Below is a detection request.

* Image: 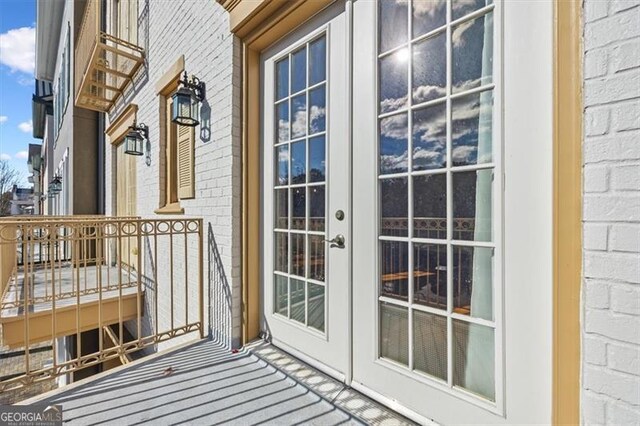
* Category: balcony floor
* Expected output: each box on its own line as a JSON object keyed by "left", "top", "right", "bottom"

{"left": 23, "top": 339, "right": 416, "bottom": 425}
{"left": 1, "top": 263, "right": 138, "bottom": 318}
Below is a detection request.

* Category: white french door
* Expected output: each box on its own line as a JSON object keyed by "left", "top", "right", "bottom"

{"left": 351, "top": 0, "right": 553, "bottom": 423}
{"left": 262, "top": 1, "right": 350, "bottom": 377}
{"left": 262, "top": 0, "right": 554, "bottom": 423}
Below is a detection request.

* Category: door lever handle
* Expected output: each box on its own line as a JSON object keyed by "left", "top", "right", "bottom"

{"left": 325, "top": 234, "right": 345, "bottom": 247}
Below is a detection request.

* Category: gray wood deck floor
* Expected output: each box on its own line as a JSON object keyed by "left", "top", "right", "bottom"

{"left": 24, "top": 339, "right": 416, "bottom": 425}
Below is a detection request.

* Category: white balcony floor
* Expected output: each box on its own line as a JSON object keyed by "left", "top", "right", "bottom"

{"left": 24, "top": 339, "right": 416, "bottom": 425}
{"left": 1, "top": 263, "right": 138, "bottom": 318}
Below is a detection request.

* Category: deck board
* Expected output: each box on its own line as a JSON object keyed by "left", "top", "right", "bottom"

{"left": 25, "top": 340, "right": 418, "bottom": 425}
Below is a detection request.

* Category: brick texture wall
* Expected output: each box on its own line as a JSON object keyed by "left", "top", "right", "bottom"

{"left": 104, "top": 0, "right": 242, "bottom": 349}
{"left": 582, "top": 1, "right": 640, "bottom": 424}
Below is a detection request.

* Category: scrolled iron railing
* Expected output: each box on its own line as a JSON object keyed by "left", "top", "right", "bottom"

{"left": 0, "top": 216, "right": 204, "bottom": 394}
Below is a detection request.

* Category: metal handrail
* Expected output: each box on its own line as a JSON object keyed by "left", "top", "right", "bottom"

{"left": 0, "top": 216, "right": 204, "bottom": 394}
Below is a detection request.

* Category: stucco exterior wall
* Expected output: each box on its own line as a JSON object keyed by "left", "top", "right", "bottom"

{"left": 104, "top": 0, "right": 242, "bottom": 348}
{"left": 581, "top": 1, "right": 640, "bottom": 423}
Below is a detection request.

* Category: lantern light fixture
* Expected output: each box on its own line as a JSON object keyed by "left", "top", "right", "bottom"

{"left": 171, "top": 71, "right": 205, "bottom": 127}
{"left": 49, "top": 175, "right": 62, "bottom": 194}
{"left": 124, "top": 122, "right": 148, "bottom": 156}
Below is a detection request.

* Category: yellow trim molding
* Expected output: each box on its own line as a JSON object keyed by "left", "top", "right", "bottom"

{"left": 106, "top": 104, "right": 138, "bottom": 144}
{"left": 155, "top": 55, "right": 185, "bottom": 95}
{"left": 553, "top": 0, "right": 582, "bottom": 424}
{"left": 220, "top": 0, "right": 333, "bottom": 346}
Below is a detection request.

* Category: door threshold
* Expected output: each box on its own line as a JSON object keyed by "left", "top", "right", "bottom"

{"left": 247, "top": 339, "right": 422, "bottom": 426}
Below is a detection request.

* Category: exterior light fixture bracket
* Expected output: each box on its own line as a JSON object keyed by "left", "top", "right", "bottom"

{"left": 178, "top": 71, "right": 206, "bottom": 102}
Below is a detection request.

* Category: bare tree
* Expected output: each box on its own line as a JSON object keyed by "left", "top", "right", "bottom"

{"left": 0, "top": 160, "right": 21, "bottom": 216}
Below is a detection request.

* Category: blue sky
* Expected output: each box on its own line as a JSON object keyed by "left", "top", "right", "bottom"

{"left": 0, "top": 0, "right": 37, "bottom": 186}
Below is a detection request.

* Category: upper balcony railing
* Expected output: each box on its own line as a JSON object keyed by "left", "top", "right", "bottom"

{"left": 0, "top": 215, "right": 203, "bottom": 395}
{"left": 75, "top": 0, "right": 145, "bottom": 112}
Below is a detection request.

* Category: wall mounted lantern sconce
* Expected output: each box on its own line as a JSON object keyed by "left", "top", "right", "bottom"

{"left": 171, "top": 71, "right": 205, "bottom": 127}
{"left": 49, "top": 175, "right": 62, "bottom": 194}
{"left": 124, "top": 122, "right": 148, "bottom": 156}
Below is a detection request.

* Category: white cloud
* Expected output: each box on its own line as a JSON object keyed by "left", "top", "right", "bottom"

{"left": 0, "top": 153, "right": 11, "bottom": 161}
{"left": 452, "top": 145, "right": 478, "bottom": 162}
{"left": 18, "top": 120, "right": 33, "bottom": 133}
{"left": 15, "top": 151, "right": 29, "bottom": 160}
{"left": 452, "top": 19, "right": 474, "bottom": 48}
{"left": 0, "top": 26, "right": 36, "bottom": 74}
{"left": 0, "top": 116, "right": 7, "bottom": 124}
{"left": 413, "top": 0, "right": 445, "bottom": 18}
{"left": 291, "top": 110, "right": 306, "bottom": 139}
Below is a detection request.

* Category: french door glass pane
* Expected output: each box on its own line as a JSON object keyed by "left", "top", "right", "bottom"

{"left": 309, "top": 86, "right": 326, "bottom": 134}
{"left": 377, "top": 0, "right": 497, "bottom": 402}
{"left": 380, "top": 240, "right": 408, "bottom": 300}
{"left": 291, "top": 47, "right": 307, "bottom": 94}
{"left": 413, "top": 243, "right": 447, "bottom": 310}
{"left": 380, "top": 113, "right": 409, "bottom": 175}
{"left": 309, "top": 136, "right": 326, "bottom": 182}
{"left": 276, "top": 102, "right": 289, "bottom": 143}
{"left": 379, "top": 0, "right": 408, "bottom": 53}
{"left": 380, "top": 302, "right": 409, "bottom": 366}
{"left": 379, "top": 51, "right": 409, "bottom": 114}
{"left": 413, "top": 173, "right": 446, "bottom": 239}
{"left": 412, "top": 102, "right": 447, "bottom": 171}
{"left": 274, "top": 274, "right": 288, "bottom": 316}
{"left": 452, "top": 12, "right": 494, "bottom": 94}
{"left": 272, "top": 34, "right": 327, "bottom": 333}
{"left": 452, "top": 90, "right": 494, "bottom": 167}
{"left": 291, "top": 94, "right": 307, "bottom": 139}
{"left": 413, "top": 310, "right": 447, "bottom": 381}
{"left": 291, "top": 233, "right": 305, "bottom": 278}
{"left": 308, "top": 283, "right": 325, "bottom": 332}
{"left": 291, "top": 140, "right": 306, "bottom": 183}
{"left": 412, "top": 0, "right": 446, "bottom": 38}
{"left": 412, "top": 32, "right": 446, "bottom": 104}
{"left": 452, "top": 0, "right": 494, "bottom": 21}
{"left": 292, "top": 187, "right": 306, "bottom": 230}
{"left": 453, "top": 246, "right": 494, "bottom": 320}
{"left": 452, "top": 169, "right": 493, "bottom": 242}
{"left": 274, "top": 232, "right": 288, "bottom": 273}
{"left": 276, "top": 144, "right": 289, "bottom": 185}
{"left": 309, "top": 37, "right": 326, "bottom": 85}
{"left": 380, "top": 177, "right": 408, "bottom": 237}
{"left": 309, "top": 235, "right": 325, "bottom": 281}
{"left": 453, "top": 319, "right": 495, "bottom": 401}
{"left": 275, "top": 188, "right": 288, "bottom": 229}
{"left": 276, "top": 58, "right": 289, "bottom": 100}
{"left": 290, "top": 278, "right": 306, "bottom": 324}
{"left": 309, "top": 185, "right": 325, "bottom": 232}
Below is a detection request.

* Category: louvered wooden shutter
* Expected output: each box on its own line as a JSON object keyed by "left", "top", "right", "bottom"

{"left": 177, "top": 124, "right": 195, "bottom": 199}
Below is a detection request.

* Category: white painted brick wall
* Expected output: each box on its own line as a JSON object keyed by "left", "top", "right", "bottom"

{"left": 582, "top": 1, "right": 640, "bottom": 424}
{"left": 104, "top": 0, "right": 242, "bottom": 350}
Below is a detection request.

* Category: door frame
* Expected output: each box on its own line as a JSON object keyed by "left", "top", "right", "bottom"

{"left": 217, "top": 0, "right": 582, "bottom": 423}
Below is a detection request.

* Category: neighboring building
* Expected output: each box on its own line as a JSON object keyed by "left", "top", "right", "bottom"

{"left": 34, "top": 0, "right": 102, "bottom": 217}
{"left": 26, "top": 144, "right": 43, "bottom": 215}
{"left": 2, "top": 0, "right": 637, "bottom": 424}
{"left": 32, "top": 78, "right": 54, "bottom": 215}
{"left": 9, "top": 186, "right": 35, "bottom": 216}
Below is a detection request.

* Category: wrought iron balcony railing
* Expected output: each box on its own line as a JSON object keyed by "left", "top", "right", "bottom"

{"left": 0, "top": 216, "right": 203, "bottom": 395}
{"left": 75, "top": 0, "right": 145, "bottom": 112}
